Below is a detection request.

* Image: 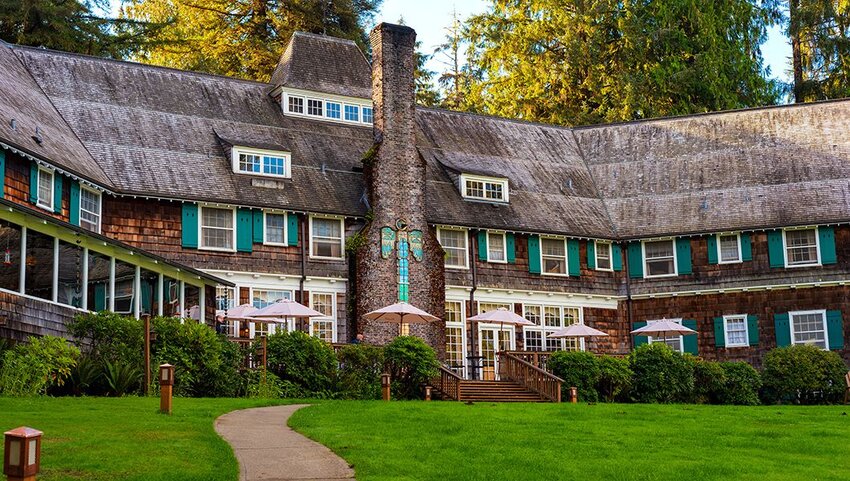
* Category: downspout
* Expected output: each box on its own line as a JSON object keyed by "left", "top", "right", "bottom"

{"left": 469, "top": 229, "right": 478, "bottom": 379}
{"left": 299, "top": 213, "right": 307, "bottom": 332}
{"left": 623, "top": 242, "right": 633, "bottom": 353}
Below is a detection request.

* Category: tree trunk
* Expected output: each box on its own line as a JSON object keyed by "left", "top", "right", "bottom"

{"left": 789, "top": 0, "right": 805, "bottom": 102}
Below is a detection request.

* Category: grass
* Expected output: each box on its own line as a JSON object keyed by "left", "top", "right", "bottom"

{"left": 289, "top": 401, "right": 850, "bottom": 481}
{"left": 0, "top": 397, "right": 293, "bottom": 481}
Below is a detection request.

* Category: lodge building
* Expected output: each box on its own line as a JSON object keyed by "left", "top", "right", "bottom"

{"left": 0, "top": 22, "right": 849, "bottom": 379}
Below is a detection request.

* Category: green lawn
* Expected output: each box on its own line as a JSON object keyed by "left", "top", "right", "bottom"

{"left": 289, "top": 401, "right": 850, "bottom": 481}
{"left": 0, "top": 397, "right": 293, "bottom": 481}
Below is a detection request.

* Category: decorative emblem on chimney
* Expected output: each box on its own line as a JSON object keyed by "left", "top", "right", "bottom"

{"left": 380, "top": 219, "right": 423, "bottom": 302}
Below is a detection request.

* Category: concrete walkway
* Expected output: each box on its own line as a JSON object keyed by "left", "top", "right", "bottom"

{"left": 215, "top": 404, "right": 355, "bottom": 481}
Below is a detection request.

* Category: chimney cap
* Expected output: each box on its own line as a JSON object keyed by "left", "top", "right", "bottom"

{"left": 371, "top": 22, "right": 415, "bottom": 36}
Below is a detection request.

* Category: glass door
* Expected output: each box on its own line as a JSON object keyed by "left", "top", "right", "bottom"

{"left": 478, "top": 325, "right": 515, "bottom": 380}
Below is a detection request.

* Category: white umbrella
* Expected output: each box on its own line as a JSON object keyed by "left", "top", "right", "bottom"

{"left": 467, "top": 307, "right": 535, "bottom": 326}
{"left": 363, "top": 301, "right": 439, "bottom": 324}
{"left": 631, "top": 319, "right": 696, "bottom": 337}
{"left": 223, "top": 303, "right": 259, "bottom": 320}
{"left": 252, "top": 299, "right": 324, "bottom": 319}
{"left": 549, "top": 324, "right": 609, "bottom": 339}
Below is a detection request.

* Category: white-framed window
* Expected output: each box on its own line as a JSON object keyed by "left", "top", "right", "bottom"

{"left": 487, "top": 231, "right": 507, "bottom": 263}
{"left": 79, "top": 187, "right": 101, "bottom": 233}
{"left": 344, "top": 104, "right": 360, "bottom": 122}
{"left": 647, "top": 318, "right": 683, "bottom": 352}
{"left": 232, "top": 147, "right": 291, "bottom": 179}
{"left": 199, "top": 206, "right": 236, "bottom": 251}
{"left": 595, "top": 241, "right": 612, "bottom": 270}
{"left": 784, "top": 228, "right": 820, "bottom": 267}
{"left": 362, "top": 107, "right": 373, "bottom": 124}
{"left": 36, "top": 167, "right": 54, "bottom": 210}
{"left": 287, "top": 95, "right": 304, "bottom": 114}
{"left": 310, "top": 292, "right": 336, "bottom": 343}
{"left": 643, "top": 239, "right": 677, "bottom": 278}
{"left": 325, "top": 101, "right": 341, "bottom": 119}
{"left": 541, "top": 237, "right": 568, "bottom": 276}
{"left": 717, "top": 233, "right": 741, "bottom": 264}
{"left": 307, "top": 98, "right": 323, "bottom": 116}
{"left": 523, "top": 304, "right": 583, "bottom": 352}
{"left": 310, "top": 216, "right": 344, "bottom": 260}
{"left": 789, "top": 309, "right": 828, "bottom": 349}
{"left": 263, "top": 212, "right": 287, "bottom": 246}
{"left": 109, "top": 279, "right": 134, "bottom": 315}
{"left": 460, "top": 174, "right": 509, "bottom": 203}
{"left": 251, "top": 288, "right": 293, "bottom": 308}
{"left": 437, "top": 227, "right": 468, "bottom": 269}
{"left": 216, "top": 285, "right": 236, "bottom": 310}
{"left": 723, "top": 314, "right": 749, "bottom": 347}
{"left": 445, "top": 300, "right": 466, "bottom": 373}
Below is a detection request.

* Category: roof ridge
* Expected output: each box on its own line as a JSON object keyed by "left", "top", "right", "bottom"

{"left": 417, "top": 105, "right": 577, "bottom": 133}
{"left": 291, "top": 31, "right": 360, "bottom": 46}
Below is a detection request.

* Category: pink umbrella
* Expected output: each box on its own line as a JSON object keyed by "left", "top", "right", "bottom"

{"left": 549, "top": 324, "right": 609, "bottom": 339}
{"left": 363, "top": 301, "right": 439, "bottom": 324}
{"left": 252, "top": 299, "right": 324, "bottom": 319}
{"left": 630, "top": 319, "right": 696, "bottom": 337}
{"left": 223, "top": 304, "right": 259, "bottom": 320}
{"left": 467, "top": 307, "right": 535, "bottom": 326}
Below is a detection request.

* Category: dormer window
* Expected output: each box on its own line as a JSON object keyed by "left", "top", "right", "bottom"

{"left": 280, "top": 90, "right": 372, "bottom": 125}
{"left": 288, "top": 96, "right": 304, "bottom": 114}
{"left": 307, "top": 99, "right": 323, "bottom": 116}
{"left": 362, "top": 107, "right": 374, "bottom": 123}
{"left": 460, "top": 174, "right": 509, "bottom": 203}
{"left": 232, "top": 147, "right": 291, "bottom": 179}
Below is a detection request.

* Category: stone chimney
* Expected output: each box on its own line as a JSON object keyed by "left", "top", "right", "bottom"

{"left": 355, "top": 23, "right": 445, "bottom": 354}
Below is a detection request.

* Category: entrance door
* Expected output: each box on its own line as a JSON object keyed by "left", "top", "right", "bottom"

{"left": 478, "top": 325, "right": 515, "bottom": 380}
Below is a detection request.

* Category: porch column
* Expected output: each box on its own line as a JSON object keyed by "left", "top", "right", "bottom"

{"left": 133, "top": 265, "right": 141, "bottom": 319}
{"left": 108, "top": 257, "right": 116, "bottom": 312}
{"left": 199, "top": 285, "right": 206, "bottom": 324}
{"left": 157, "top": 273, "right": 164, "bottom": 316}
{"left": 178, "top": 280, "right": 185, "bottom": 322}
{"left": 51, "top": 237, "right": 59, "bottom": 303}
{"left": 81, "top": 247, "right": 89, "bottom": 310}
{"left": 18, "top": 226, "right": 26, "bottom": 294}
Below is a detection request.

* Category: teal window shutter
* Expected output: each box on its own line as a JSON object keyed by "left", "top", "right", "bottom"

{"left": 682, "top": 320, "right": 698, "bottom": 354}
{"left": 69, "top": 182, "right": 81, "bottom": 226}
{"left": 287, "top": 213, "right": 298, "bottom": 246}
{"left": 713, "top": 317, "right": 725, "bottom": 347}
{"left": 746, "top": 314, "right": 759, "bottom": 345}
{"left": 612, "top": 244, "right": 623, "bottom": 271}
{"left": 528, "top": 235, "right": 541, "bottom": 274}
{"left": 94, "top": 283, "right": 106, "bottom": 311}
{"left": 506, "top": 233, "right": 516, "bottom": 263}
{"left": 826, "top": 310, "right": 844, "bottom": 350}
{"left": 587, "top": 241, "right": 596, "bottom": 269}
{"left": 53, "top": 174, "right": 63, "bottom": 213}
{"left": 767, "top": 231, "right": 785, "bottom": 268}
{"left": 0, "top": 150, "right": 5, "bottom": 197}
{"left": 627, "top": 242, "right": 643, "bottom": 278}
{"left": 567, "top": 239, "right": 580, "bottom": 276}
{"left": 818, "top": 227, "right": 837, "bottom": 265}
{"left": 252, "top": 210, "right": 264, "bottom": 243}
{"left": 632, "top": 321, "right": 648, "bottom": 348}
{"left": 676, "top": 238, "right": 691, "bottom": 274}
{"left": 477, "top": 231, "right": 487, "bottom": 261}
{"left": 181, "top": 203, "right": 199, "bottom": 248}
{"left": 29, "top": 162, "right": 38, "bottom": 204}
{"left": 774, "top": 313, "right": 791, "bottom": 347}
{"left": 236, "top": 208, "right": 253, "bottom": 252}
{"left": 740, "top": 233, "right": 752, "bottom": 261}
{"left": 707, "top": 235, "right": 718, "bottom": 264}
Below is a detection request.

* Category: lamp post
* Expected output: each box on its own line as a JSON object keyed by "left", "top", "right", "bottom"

{"left": 143, "top": 314, "right": 151, "bottom": 396}
{"left": 4, "top": 427, "right": 42, "bottom": 481}
{"left": 159, "top": 364, "right": 174, "bottom": 415}
{"left": 569, "top": 386, "right": 578, "bottom": 404}
{"left": 381, "top": 373, "right": 391, "bottom": 401}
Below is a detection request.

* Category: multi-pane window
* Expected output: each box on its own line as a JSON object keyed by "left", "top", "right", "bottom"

{"left": 362, "top": 107, "right": 374, "bottom": 123}
{"left": 647, "top": 319, "right": 683, "bottom": 352}
{"left": 239, "top": 153, "right": 261, "bottom": 173}
{"left": 724, "top": 315, "right": 748, "bottom": 347}
{"left": 487, "top": 232, "right": 506, "bottom": 262}
{"left": 37, "top": 168, "right": 54, "bottom": 210}
{"left": 310, "top": 217, "right": 344, "bottom": 259}
{"left": 252, "top": 289, "right": 292, "bottom": 309}
{"left": 479, "top": 302, "right": 512, "bottom": 313}
{"left": 523, "top": 305, "right": 583, "bottom": 352}
{"left": 445, "top": 301, "right": 465, "bottom": 372}
{"left": 263, "top": 155, "right": 286, "bottom": 176}
{"left": 790, "top": 310, "right": 827, "bottom": 349}
{"left": 326, "top": 102, "right": 341, "bottom": 119}
{"left": 541, "top": 238, "right": 567, "bottom": 275}
{"left": 644, "top": 240, "right": 676, "bottom": 277}
{"left": 718, "top": 234, "right": 741, "bottom": 263}
{"left": 344, "top": 104, "right": 360, "bottom": 122}
{"left": 462, "top": 176, "right": 508, "bottom": 202}
{"left": 595, "top": 241, "right": 612, "bottom": 270}
{"left": 200, "top": 207, "right": 234, "bottom": 251}
{"left": 307, "top": 99, "right": 323, "bottom": 116}
{"left": 310, "top": 292, "right": 336, "bottom": 343}
{"left": 79, "top": 188, "right": 101, "bottom": 233}
{"left": 236, "top": 150, "right": 289, "bottom": 178}
{"left": 216, "top": 286, "right": 236, "bottom": 310}
{"left": 785, "top": 229, "right": 819, "bottom": 266}
{"left": 438, "top": 228, "right": 468, "bottom": 268}
{"left": 264, "top": 213, "right": 287, "bottom": 245}
{"left": 288, "top": 96, "right": 304, "bottom": 114}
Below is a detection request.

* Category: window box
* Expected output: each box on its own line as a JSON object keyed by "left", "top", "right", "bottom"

{"left": 309, "top": 216, "right": 344, "bottom": 260}
{"left": 541, "top": 237, "right": 568, "bottom": 276}
{"left": 199, "top": 206, "right": 236, "bottom": 252}
{"left": 643, "top": 239, "right": 677, "bottom": 278}
{"left": 784, "top": 228, "right": 821, "bottom": 267}
{"left": 437, "top": 228, "right": 468, "bottom": 269}
{"left": 460, "top": 174, "right": 509, "bottom": 203}
{"left": 263, "top": 212, "right": 287, "bottom": 246}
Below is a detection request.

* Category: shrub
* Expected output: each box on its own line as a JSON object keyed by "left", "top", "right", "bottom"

{"left": 628, "top": 343, "right": 694, "bottom": 403}
{"left": 244, "top": 370, "right": 291, "bottom": 399}
{"left": 718, "top": 362, "right": 761, "bottom": 405}
{"left": 384, "top": 336, "right": 439, "bottom": 400}
{"left": 761, "top": 345, "right": 847, "bottom": 404}
{"left": 596, "top": 356, "right": 632, "bottom": 402}
{"left": 691, "top": 359, "right": 726, "bottom": 404}
{"left": 266, "top": 330, "right": 337, "bottom": 394}
{"left": 103, "top": 360, "right": 141, "bottom": 397}
{"left": 68, "top": 356, "right": 102, "bottom": 396}
{"left": 68, "top": 312, "right": 143, "bottom": 366}
{"left": 548, "top": 351, "right": 600, "bottom": 402}
{"left": 337, "top": 344, "right": 384, "bottom": 400}
{"left": 0, "top": 336, "right": 80, "bottom": 396}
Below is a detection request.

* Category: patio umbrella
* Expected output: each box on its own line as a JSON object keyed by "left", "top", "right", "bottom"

{"left": 467, "top": 307, "right": 535, "bottom": 327}
{"left": 252, "top": 299, "right": 324, "bottom": 319}
{"left": 363, "top": 302, "right": 439, "bottom": 335}
{"left": 223, "top": 303, "right": 259, "bottom": 321}
{"left": 548, "top": 324, "right": 609, "bottom": 339}
{"left": 630, "top": 319, "right": 696, "bottom": 337}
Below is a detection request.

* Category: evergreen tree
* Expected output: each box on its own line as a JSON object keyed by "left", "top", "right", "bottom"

{"left": 434, "top": 10, "right": 474, "bottom": 110}
{"left": 398, "top": 16, "right": 440, "bottom": 106}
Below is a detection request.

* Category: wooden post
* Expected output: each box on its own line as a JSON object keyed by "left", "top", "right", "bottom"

{"left": 569, "top": 386, "right": 578, "bottom": 404}
{"left": 159, "top": 364, "right": 174, "bottom": 415}
{"left": 143, "top": 314, "right": 151, "bottom": 396}
{"left": 381, "top": 373, "right": 391, "bottom": 401}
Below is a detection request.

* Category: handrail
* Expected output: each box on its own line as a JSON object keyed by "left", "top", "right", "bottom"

{"left": 433, "top": 364, "right": 463, "bottom": 401}
{"left": 498, "top": 352, "right": 563, "bottom": 402}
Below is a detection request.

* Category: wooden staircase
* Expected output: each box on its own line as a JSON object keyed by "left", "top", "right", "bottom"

{"left": 455, "top": 380, "right": 548, "bottom": 402}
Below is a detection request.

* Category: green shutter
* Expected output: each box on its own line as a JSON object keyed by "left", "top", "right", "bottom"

{"left": 53, "top": 174, "right": 62, "bottom": 213}
{"left": 682, "top": 319, "right": 698, "bottom": 355}
{"left": 707, "top": 235, "right": 718, "bottom": 264}
{"left": 587, "top": 241, "right": 596, "bottom": 269}
{"left": 713, "top": 317, "right": 725, "bottom": 347}
{"left": 528, "top": 235, "right": 541, "bottom": 274}
{"left": 141, "top": 282, "right": 153, "bottom": 315}
{"left": 287, "top": 213, "right": 298, "bottom": 246}
{"left": 28, "top": 162, "right": 38, "bottom": 204}
{"left": 826, "top": 310, "right": 844, "bottom": 350}
{"left": 774, "top": 312, "right": 791, "bottom": 347}
{"left": 567, "top": 239, "right": 580, "bottom": 276}
{"left": 94, "top": 283, "right": 106, "bottom": 311}
{"left": 632, "top": 321, "right": 648, "bottom": 348}
{"left": 819, "top": 226, "right": 837, "bottom": 265}
{"left": 236, "top": 208, "right": 253, "bottom": 252}
{"left": 181, "top": 203, "right": 199, "bottom": 248}
{"left": 612, "top": 244, "right": 623, "bottom": 271}
{"left": 69, "top": 182, "right": 81, "bottom": 226}
{"left": 252, "top": 210, "right": 264, "bottom": 243}
{"left": 506, "top": 233, "right": 516, "bottom": 263}
{"left": 740, "top": 233, "right": 752, "bottom": 261}
{"left": 627, "top": 242, "right": 643, "bottom": 278}
{"left": 676, "top": 238, "right": 691, "bottom": 274}
{"left": 747, "top": 314, "right": 759, "bottom": 346}
{"left": 477, "top": 231, "right": 487, "bottom": 261}
{"left": 767, "top": 231, "right": 784, "bottom": 268}
{"left": 0, "top": 150, "right": 5, "bottom": 198}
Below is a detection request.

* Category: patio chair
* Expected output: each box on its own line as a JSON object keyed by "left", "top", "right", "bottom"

{"left": 845, "top": 372, "right": 850, "bottom": 405}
